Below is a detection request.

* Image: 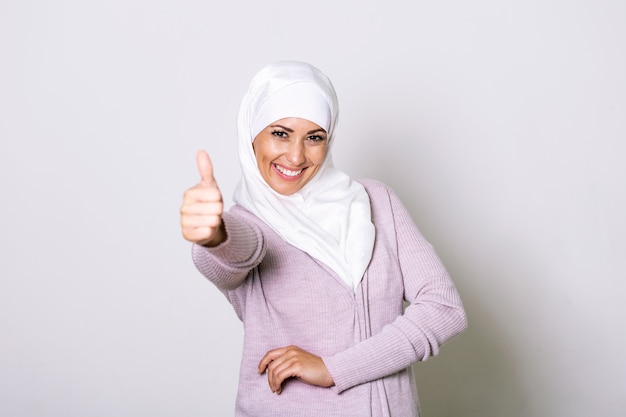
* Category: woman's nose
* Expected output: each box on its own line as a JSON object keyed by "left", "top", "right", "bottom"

{"left": 285, "top": 140, "right": 306, "bottom": 166}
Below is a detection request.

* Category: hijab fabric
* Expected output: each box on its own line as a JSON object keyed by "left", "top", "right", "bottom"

{"left": 233, "top": 61, "right": 375, "bottom": 291}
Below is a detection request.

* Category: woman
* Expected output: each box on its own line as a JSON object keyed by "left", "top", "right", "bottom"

{"left": 180, "top": 61, "right": 467, "bottom": 417}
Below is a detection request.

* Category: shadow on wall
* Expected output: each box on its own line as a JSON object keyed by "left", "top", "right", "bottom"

{"left": 412, "top": 301, "right": 526, "bottom": 417}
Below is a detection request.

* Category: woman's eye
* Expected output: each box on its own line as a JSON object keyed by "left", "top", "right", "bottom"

{"left": 308, "top": 135, "right": 326, "bottom": 142}
{"left": 271, "top": 130, "right": 287, "bottom": 138}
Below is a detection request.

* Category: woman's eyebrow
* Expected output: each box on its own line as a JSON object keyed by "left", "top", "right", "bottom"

{"left": 269, "top": 124, "right": 327, "bottom": 135}
{"left": 269, "top": 124, "right": 294, "bottom": 132}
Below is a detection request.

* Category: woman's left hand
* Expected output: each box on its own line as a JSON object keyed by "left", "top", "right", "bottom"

{"left": 258, "top": 345, "right": 334, "bottom": 394}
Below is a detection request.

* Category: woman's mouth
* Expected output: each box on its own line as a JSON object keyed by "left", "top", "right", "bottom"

{"left": 273, "top": 164, "right": 304, "bottom": 178}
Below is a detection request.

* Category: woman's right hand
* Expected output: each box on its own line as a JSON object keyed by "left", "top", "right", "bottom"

{"left": 180, "top": 150, "right": 225, "bottom": 247}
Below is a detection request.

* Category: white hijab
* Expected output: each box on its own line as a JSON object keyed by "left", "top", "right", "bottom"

{"left": 233, "top": 61, "right": 375, "bottom": 291}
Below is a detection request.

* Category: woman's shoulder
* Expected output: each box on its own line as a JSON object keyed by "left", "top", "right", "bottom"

{"left": 356, "top": 178, "right": 410, "bottom": 218}
{"left": 356, "top": 178, "right": 396, "bottom": 198}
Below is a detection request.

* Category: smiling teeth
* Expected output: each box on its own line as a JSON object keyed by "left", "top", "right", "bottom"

{"left": 275, "top": 165, "right": 302, "bottom": 177}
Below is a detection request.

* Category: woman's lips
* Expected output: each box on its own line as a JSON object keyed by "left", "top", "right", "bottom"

{"left": 273, "top": 163, "right": 305, "bottom": 179}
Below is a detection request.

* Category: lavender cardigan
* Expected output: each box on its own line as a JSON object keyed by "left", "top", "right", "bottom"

{"left": 192, "top": 179, "right": 467, "bottom": 417}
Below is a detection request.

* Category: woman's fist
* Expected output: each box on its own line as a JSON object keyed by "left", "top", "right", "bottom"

{"left": 180, "top": 150, "right": 225, "bottom": 246}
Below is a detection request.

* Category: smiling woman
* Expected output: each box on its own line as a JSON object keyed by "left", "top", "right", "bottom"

{"left": 252, "top": 117, "right": 328, "bottom": 196}
{"left": 179, "top": 61, "right": 467, "bottom": 417}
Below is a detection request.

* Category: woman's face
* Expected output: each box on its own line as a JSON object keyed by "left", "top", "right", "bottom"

{"left": 253, "top": 117, "right": 328, "bottom": 195}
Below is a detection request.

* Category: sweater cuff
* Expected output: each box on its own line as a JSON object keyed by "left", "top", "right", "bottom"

{"left": 192, "top": 211, "right": 264, "bottom": 267}
{"left": 322, "top": 324, "right": 418, "bottom": 393}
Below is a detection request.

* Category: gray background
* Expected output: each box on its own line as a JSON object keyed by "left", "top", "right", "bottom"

{"left": 1, "top": 0, "right": 624, "bottom": 416}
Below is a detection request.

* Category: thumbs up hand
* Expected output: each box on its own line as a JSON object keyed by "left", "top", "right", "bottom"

{"left": 180, "top": 150, "right": 226, "bottom": 246}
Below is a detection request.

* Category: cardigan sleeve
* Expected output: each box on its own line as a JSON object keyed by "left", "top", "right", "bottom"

{"left": 323, "top": 182, "right": 468, "bottom": 393}
{"left": 191, "top": 210, "right": 266, "bottom": 291}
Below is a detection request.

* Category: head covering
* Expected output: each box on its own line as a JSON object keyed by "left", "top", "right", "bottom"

{"left": 233, "top": 61, "right": 375, "bottom": 291}
{"left": 250, "top": 81, "right": 331, "bottom": 139}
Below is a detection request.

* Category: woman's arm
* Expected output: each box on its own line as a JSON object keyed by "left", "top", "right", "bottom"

{"left": 192, "top": 211, "right": 266, "bottom": 291}
{"left": 323, "top": 182, "right": 468, "bottom": 393}
{"left": 181, "top": 150, "right": 266, "bottom": 290}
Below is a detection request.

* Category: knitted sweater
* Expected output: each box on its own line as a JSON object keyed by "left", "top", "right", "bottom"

{"left": 192, "top": 179, "right": 467, "bottom": 417}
